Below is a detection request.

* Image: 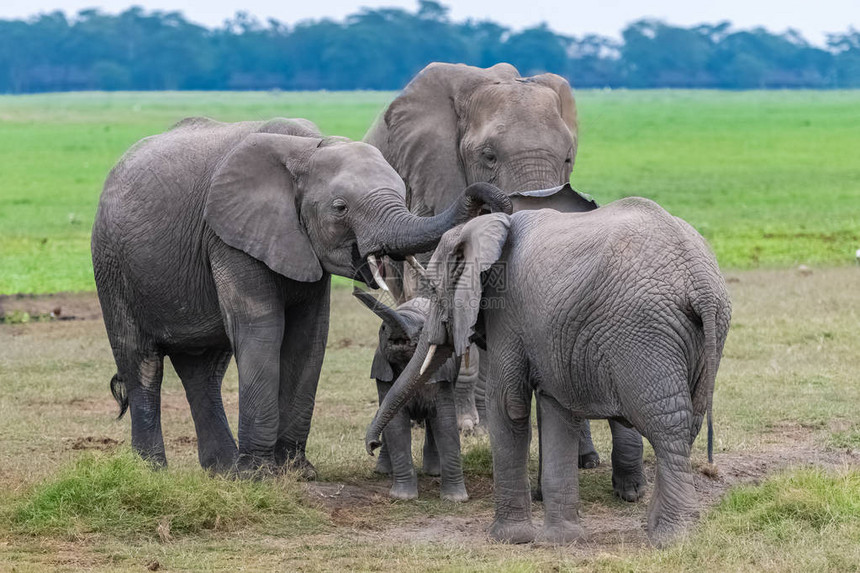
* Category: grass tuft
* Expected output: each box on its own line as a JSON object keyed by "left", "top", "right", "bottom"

{"left": 714, "top": 468, "right": 860, "bottom": 538}
{"left": 5, "top": 449, "right": 328, "bottom": 540}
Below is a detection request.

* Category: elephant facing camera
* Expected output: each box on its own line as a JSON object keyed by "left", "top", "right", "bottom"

{"left": 353, "top": 289, "right": 468, "bottom": 502}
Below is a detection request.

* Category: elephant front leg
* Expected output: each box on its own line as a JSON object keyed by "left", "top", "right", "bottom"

{"left": 486, "top": 352, "right": 535, "bottom": 543}
{"left": 609, "top": 419, "right": 646, "bottom": 502}
{"left": 233, "top": 328, "right": 283, "bottom": 473}
{"left": 537, "top": 396, "right": 587, "bottom": 544}
{"left": 431, "top": 382, "right": 468, "bottom": 502}
{"left": 273, "top": 280, "right": 331, "bottom": 480}
{"left": 376, "top": 381, "right": 418, "bottom": 499}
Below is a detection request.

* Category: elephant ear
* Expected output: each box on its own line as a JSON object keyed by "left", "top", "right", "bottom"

{"left": 529, "top": 73, "right": 579, "bottom": 164}
{"left": 434, "top": 213, "right": 511, "bottom": 356}
{"left": 370, "top": 347, "right": 395, "bottom": 382}
{"left": 205, "top": 133, "right": 323, "bottom": 282}
{"left": 380, "top": 62, "right": 520, "bottom": 214}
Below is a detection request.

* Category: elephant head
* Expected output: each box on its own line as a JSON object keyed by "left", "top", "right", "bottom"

{"left": 204, "top": 133, "right": 513, "bottom": 287}
{"left": 366, "top": 213, "right": 512, "bottom": 451}
{"left": 365, "top": 62, "right": 578, "bottom": 215}
{"left": 353, "top": 289, "right": 459, "bottom": 384}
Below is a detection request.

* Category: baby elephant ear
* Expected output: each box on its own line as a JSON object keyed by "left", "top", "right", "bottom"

{"left": 205, "top": 133, "right": 323, "bottom": 282}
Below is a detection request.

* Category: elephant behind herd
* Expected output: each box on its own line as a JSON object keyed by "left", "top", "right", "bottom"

{"left": 91, "top": 62, "right": 730, "bottom": 546}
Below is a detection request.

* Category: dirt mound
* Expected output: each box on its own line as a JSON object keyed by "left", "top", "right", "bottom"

{"left": 69, "top": 436, "right": 122, "bottom": 451}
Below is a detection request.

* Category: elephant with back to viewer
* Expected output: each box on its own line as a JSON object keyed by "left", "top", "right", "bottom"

{"left": 91, "top": 116, "right": 511, "bottom": 475}
{"left": 364, "top": 61, "right": 645, "bottom": 499}
{"left": 366, "top": 199, "right": 732, "bottom": 546}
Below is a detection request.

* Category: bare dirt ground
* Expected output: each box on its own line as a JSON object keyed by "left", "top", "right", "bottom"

{"left": 0, "top": 291, "right": 104, "bottom": 322}
{"left": 304, "top": 431, "right": 859, "bottom": 552}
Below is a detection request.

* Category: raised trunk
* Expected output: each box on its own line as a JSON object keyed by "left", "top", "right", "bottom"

{"left": 363, "top": 182, "right": 511, "bottom": 258}
{"left": 365, "top": 332, "right": 454, "bottom": 453}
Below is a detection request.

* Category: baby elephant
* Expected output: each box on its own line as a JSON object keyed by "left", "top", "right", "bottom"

{"left": 354, "top": 291, "right": 468, "bottom": 502}
{"left": 367, "top": 198, "right": 732, "bottom": 546}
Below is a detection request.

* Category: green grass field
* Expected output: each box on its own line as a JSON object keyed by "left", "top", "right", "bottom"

{"left": 1, "top": 90, "right": 859, "bottom": 293}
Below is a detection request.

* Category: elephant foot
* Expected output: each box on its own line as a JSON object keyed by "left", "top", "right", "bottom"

{"left": 538, "top": 520, "right": 587, "bottom": 545}
{"left": 646, "top": 517, "right": 692, "bottom": 548}
{"left": 389, "top": 479, "right": 419, "bottom": 500}
{"left": 440, "top": 482, "right": 468, "bottom": 502}
{"left": 198, "top": 445, "right": 238, "bottom": 474}
{"left": 612, "top": 467, "right": 647, "bottom": 502}
{"left": 488, "top": 519, "right": 536, "bottom": 544}
{"left": 578, "top": 451, "right": 600, "bottom": 469}
{"left": 234, "top": 453, "right": 276, "bottom": 479}
{"left": 283, "top": 453, "right": 318, "bottom": 481}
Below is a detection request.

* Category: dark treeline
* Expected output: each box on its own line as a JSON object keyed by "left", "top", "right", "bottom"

{"left": 2, "top": 1, "right": 859, "bottom": 93}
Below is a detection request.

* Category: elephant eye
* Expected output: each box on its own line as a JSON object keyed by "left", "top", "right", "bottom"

{"left": 332, "top": 198, "right": 348, "bottom": 216}
{"left": 564, "top": 157, "right": 572, "bottom": 164}
{"left": 481, "top": 148, "right": 497, "bottom": 165}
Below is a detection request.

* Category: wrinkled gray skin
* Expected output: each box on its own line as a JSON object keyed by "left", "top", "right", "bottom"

{"left": 354, "top": 291, "right": 466, "bottom": 501}
{"left": 91, "top": 117, "right": 512, "bottom": 475}
{"left": 366, "top": 201, "right": 732, "bottom": 546}
{"left": 364, "top": 61, "right": 639, "bottom": 482}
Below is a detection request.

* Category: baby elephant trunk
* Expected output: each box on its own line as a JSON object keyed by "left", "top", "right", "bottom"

{"left": 365, "top": 335, "right": 453, "bottom": 454}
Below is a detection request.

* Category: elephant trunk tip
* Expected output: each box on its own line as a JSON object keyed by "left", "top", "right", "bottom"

{"left": 464, "top": 182, "right": 513, "bottom": 216}
{"left": 365, "top": 425, "right": 383, "bottom": 456}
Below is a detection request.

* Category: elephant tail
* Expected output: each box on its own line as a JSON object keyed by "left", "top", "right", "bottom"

{"left": 691, "top": 296, "right": 720, "bottom": 465}
{"left": 110, "top": 373, "right": 128, "bottom": 420}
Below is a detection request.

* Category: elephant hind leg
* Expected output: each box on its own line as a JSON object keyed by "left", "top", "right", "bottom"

{"left": 609, "top": 419, "right": 645, "bottom": 502}
{"left": 118, "top": 345, "right": 167, "bottom": 467}
{"left": 422, "top": 419, "right": 441, "bottom": 476}
{"left": 536, "top": 396, "right": 587, "bottom": 544}
{"left": 97, "top": 287, "right": 166, "bottom": 465}
{"left": 577, "top": 420, "right": 600, "bottom": 469}
{"left": 617, "top": 358, "right": 697, "bottom": 546}
{"left": 170, "top": 349, "right": 237, "bottom": 472}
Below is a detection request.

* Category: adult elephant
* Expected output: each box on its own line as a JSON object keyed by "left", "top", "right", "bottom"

{"left": 364, "top": 62, "right": 643, "bottom": 498}
{"left": 366, "top": 202, "right": 732, "bottom": 546}
{"left": 91, "top": 117, "right": 511, "bottom": 475}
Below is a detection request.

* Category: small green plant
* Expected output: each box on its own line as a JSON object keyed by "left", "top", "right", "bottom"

{"left": 2, "top": 310, "right": 30, "bottom": 324}
{"left": 5, "top": 449, "right": 328, "bottom": 540}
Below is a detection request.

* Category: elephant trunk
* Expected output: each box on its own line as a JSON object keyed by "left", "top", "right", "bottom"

{"left": 365, "top": 333, "right": 453, "bottom": 454}
{"left": 368, "top": 182, "right": 512, "bottom": 258}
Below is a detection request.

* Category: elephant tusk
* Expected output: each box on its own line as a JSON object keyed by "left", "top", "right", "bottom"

{"left": 420, "top": 344, "right": 437, "bottom": 376}
{"left": 367, "top": 255, "right": 390, "bottom": 292}
{"left": 405, "top": 255, "right": 427, "bottom": 277}
{"left": 463, "top": 347, "right": 470, "bottom": 370}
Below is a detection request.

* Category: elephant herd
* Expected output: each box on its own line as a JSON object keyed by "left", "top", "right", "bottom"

{"left": 92, "top": 62, "right": 731, "bottom": 547}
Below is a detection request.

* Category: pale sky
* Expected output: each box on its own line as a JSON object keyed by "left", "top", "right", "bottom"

{"left": 1, "top": 0, "right": 857, "bottom": 46}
